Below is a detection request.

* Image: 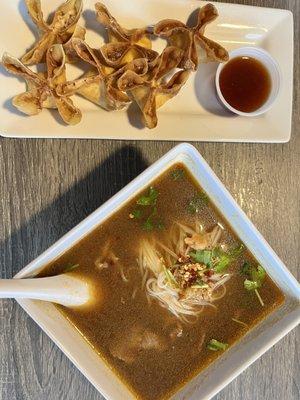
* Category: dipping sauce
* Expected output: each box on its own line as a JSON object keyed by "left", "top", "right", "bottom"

{"left": 219, "top": 56, "right": 272, "bottom": 113}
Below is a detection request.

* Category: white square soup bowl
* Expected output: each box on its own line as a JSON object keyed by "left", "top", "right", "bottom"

{"left": 14, "top": 143, "right": 300, "bottom": 400}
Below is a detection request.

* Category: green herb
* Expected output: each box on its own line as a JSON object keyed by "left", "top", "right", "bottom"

{"left": 214, "top": 253, "right": 231, "bottom": 273}
{"left": 137, "top": 187, "right": 158, "bottom": 206}
{"left": 171, "top": 168, "right": 185, "bottom": 181}
{"left": 187, "top": 192, "right": 209, "bottom": 214}
{"left": 189, "top": 248, "right": 229, "bottom": 271}
{"left": 64, "top": 264, "right": 79, "bottom": 273}
{"left": 143, "top": 219, "right": 154, "bottom": 231}
{"left": 244, "top": 279, "right": 259, "bottom": 290}
{"left": 190, "top": 249, "right": 212, "bottom": 266}
{"left": 241, "top": 261, "right": 251, "bottom": 275}
{"left": 142, "top": 207, "right": 156, "bottom": 230}
{"left": 207, "top": 339, "right": 228, "bottom": 351}
{"left": 251, "top": 265, "right": 266, "bottom": 283}
{"left": 229, "top": 243, "right": 245, "bottom": 259}
{"left": 131, "top": 209, "right": 142, "bottom": 219}
{"left": 214, "top": 243, "right": 244, "bottom": 273}
{"left": 131, "top": 187, "right": 164, "bottom": 231}
{"left": 241, "top": 263, "right": 266, "bottom": 288}
{"left": 241, "top": 263, "right": 266, "bottom": 306}
{"left": 157, "top": 220, "right": 165, "bottom": 230}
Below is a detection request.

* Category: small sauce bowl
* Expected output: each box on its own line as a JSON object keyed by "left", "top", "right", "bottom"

{"left": 215, "top": 47, "right": 281, "bottom": 117}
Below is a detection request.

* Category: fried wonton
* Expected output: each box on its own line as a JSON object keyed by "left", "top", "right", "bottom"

{"left": 71, "top": 38, "right": 149, "bottom": 111}
{"left": 118, "top": 46, "right": 190, "bottom": 129}
{"left": 154, "top": 3, "right": 228, "bottom": 70}
{"left": 2, "top": 45, "right": 84, "bottom": 125}
{"left": 95, "top": 2, "right": 158, "bottom": 67}
{"left": 21, "top": 0, "right": 85, "bottom": 65}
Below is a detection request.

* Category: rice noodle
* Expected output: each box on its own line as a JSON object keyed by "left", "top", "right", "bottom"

{"left": 120, "top": 265, "right": 129, "bottom": 282}
{"left": 95, "top": 260, "right": 109, "bottom": 271}
{"left": 176, "top": 223, "right": 196, "bottom": 237}
{"left": 197, "top": 333, "right": 206, "bottom": 351}
{"left": 157, "top": 242, "right": 178, "bottom": 260}
{"left": 138, "top": 223, "right": 231, "bottom": 323}
{"left": 210, "top": 225, "right": 223, "bottom": 247}
{"left": 195, "top": 220, "right": 204, "bottom": 234}
{"left": 132, "top": 287, "right": 138, "bottom": 299}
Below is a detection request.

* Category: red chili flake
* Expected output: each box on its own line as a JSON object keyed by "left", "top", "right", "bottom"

{"left": 205, "top": 270, "right": 214, "bottom": 277}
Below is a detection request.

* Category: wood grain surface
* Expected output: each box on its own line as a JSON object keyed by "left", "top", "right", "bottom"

{"left": 0, "top": 0, "right": 299, "bottom": 399}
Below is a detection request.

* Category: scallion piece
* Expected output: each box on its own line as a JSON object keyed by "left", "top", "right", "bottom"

{"left": 64, "top": 264, "right": 79, "bottom": 273}
{"left": 164, "top": 267, "right": 178, "bottom": 287}
{"left": 207, "top": 339, "right": 228, "bottom": 351}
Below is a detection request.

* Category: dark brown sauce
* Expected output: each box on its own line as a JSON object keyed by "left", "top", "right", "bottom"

{"left": 219, "top": 56, "right": 271, "bottom": 113}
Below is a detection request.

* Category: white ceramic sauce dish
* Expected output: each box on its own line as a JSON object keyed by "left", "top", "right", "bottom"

{"left": 215, "top": 47, "right": 281, "bottom": 117}
{"left": 14, "top": 144, "right": 300, "bottom": 400}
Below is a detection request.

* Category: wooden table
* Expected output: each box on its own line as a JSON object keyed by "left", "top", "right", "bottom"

{"left": 0, "top": 0, "right": 299, "bottom": 399}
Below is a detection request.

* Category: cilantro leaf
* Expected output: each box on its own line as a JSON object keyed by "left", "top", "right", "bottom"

{"left": 229, "top": 243, "right": 245, "bottom": 258}
{"left": 241, "top": 261, "right": 251, "bottom": 275}
{"left": 241, "top": 263, "right": 266, "bottom": 288}
{"left": 171, "top": 169, "right": 185, "bottom": 181}
{"left": 131, "top": 209, "right": 142, "bottom": 219}
{"left": 187, "top": 192, "right": 209, "bottom": 214}
{"left": 244, "top": 279, "right": 259, "bottom": 291}
{"left": 142, "top": 207, "right": 157, "bottom": 231}
{"left": 190, "top": 244, "right": 243, "bottom": 272}
{"left": 251, "top": 265, "right": 266, "bottom": 283}
{"left": 142, "top": 219, "right": 154, "bottom": 231}
{"left": 214, "top": 253, "right": 231, "bottom": 273}
{"left": 137, "top": 187, "right": 158, "bottom": 206}
{"left": 190, "top": 249, "right": 212, "bottom": 266}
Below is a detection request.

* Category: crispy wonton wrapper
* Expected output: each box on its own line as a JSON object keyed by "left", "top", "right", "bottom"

{"left": 154, "top": 3, "right": 228, "bottom": 70}
{"left": 118, "top": 46, "right": 190, "bottom": 129}
{"left": 71, "top": 38, "right": 149, "bottom": 111}
{"left": 2, "top": 45, "right": 85, "bottom": 125}
{"left": 95, "top": 2, "right": 158, "bottom": 67}
{"left": 22, "top": 0, "right": 85, "bottom": 65}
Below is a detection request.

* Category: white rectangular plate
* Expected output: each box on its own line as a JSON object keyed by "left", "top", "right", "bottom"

{"left": 0, "top": 1, "right": 294, "bottom": 141}
{"left": 14, "top": 144, "right": 300, "bottom": 400}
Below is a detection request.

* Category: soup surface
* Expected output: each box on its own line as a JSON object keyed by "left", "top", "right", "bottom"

{"left": 40, "top": 164, "right": 284, "bottom": 400}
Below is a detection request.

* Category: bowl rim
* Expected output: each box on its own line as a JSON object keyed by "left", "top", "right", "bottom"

{"left": 14, "top": 143, "right": 300, "bottom": 400}
{"left": 215, "top": 46, "right": 282, "bottom": 117}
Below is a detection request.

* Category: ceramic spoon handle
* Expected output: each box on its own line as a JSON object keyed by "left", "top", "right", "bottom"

{"left": 0, "top": 275, "right": 90, "bottom": 307}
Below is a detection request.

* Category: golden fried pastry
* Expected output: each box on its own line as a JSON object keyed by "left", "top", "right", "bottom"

{"left": 95, "top": 3, "right": 158, "bottom": 67}
{"left": 72, "top": 38, "right": 149, "bottom": 111}
{"left": 118, "top": 46, "right": 190, "bottom": 129}
{"left": 2, "top": 45, "right": 84, "bottom": 124}
{"left": 154, "top": 3, "right": 228, "bottom": 70}
{"left": 21, "top": 0, "right": 85, "bottom": 65}
{"left": 2, "top": 1, "right": 229, "bottom": 128}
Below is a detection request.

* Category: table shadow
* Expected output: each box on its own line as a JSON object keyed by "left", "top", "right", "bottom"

{"left": 194, "top": 63, "right": 235, "bottom": 117}
{"left": 0, "top": 145, "right": 148, "bottom": 277}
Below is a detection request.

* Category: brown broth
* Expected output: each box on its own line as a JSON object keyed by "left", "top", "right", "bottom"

{"left": 219, "top": 56, "right": 271, "bottom": 113}
{"left": 39, "top": 164, "right": 284, "bottom": 400}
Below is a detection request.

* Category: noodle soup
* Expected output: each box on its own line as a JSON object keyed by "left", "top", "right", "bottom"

{"left": 39, "top": 164, "right": 284, "bottom": 400}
